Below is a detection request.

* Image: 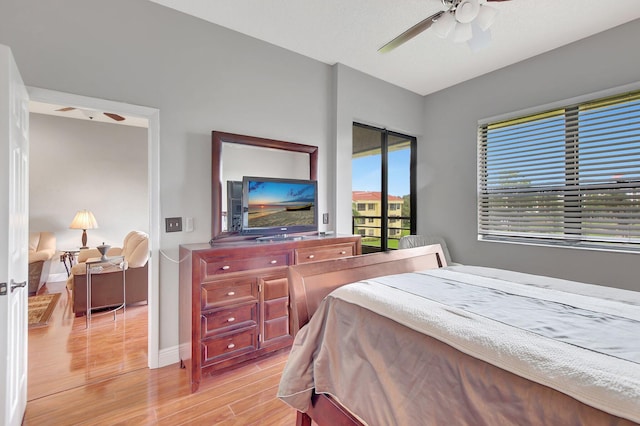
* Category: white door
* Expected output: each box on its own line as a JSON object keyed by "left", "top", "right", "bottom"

{"left": 0, "top": 44, "right": 29, "bottom": 426}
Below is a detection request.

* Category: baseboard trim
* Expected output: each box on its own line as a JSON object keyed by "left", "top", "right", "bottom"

{"left": 158, "top": 345, "right": 180, "bottom": 368}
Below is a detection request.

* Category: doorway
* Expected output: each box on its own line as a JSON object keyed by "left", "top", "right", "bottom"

{"left": 26, "top": 88, "right": 160, "bottom": 375}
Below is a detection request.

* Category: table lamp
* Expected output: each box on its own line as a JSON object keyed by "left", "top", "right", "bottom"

{"left": 69, "top": 209, "right": 98, "bottom": 249}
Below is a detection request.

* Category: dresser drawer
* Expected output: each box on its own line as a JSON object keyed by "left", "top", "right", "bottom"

{"left": 261, "top": 276, "right": 288, "bottom": 301}
{"left": 201, "top": 327, "right": 258, "bottom": 366}
{"left": 201, "top": 278, "right": 257, "bottom": 310}
{"left": 201, "top": 303, "right": 258, "bottom": 338}
{"left": 200, "top": 252, "right": 290, "bottom": 278}
{"left": 295, "top": 242, "right": 355, "bottom": 264}
{"left": 264, "top": 297, "right": 288, "bottom": 320}
{"left": 263, "top": 316, "right": 290, "bottom": 342}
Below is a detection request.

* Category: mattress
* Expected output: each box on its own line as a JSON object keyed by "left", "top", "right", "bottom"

{"left": 278, "top": 265, "right": 640, "bottom": 425}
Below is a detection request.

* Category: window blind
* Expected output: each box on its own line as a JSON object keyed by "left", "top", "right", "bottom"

{"left": 478, "top": 91, "right": 640, "bottom": 251}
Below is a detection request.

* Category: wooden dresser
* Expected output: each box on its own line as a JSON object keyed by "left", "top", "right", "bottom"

{"left": 179, "top": 234, "right": 362, "bottom": 392}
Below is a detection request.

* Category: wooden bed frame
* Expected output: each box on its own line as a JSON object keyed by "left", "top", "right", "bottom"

{"left": 286, "top": 245, "right": 447, "bottom": 426}
{"left": 285, "top": 245, "right": 640, "bottom": 426}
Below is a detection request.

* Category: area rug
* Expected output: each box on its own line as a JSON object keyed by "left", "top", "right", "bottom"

{"left": 28, "top": 293, "right": 61, "bottom": 328}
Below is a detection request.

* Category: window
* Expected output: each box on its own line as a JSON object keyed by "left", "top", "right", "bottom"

{"left": 356, "top": 203, "right": 366, "bottom": 212}
{"left": 367, "top": 203, "right": 376, "bottom": 210}
{"left": 478, "top": 90, "right": 640, "bottom": 251}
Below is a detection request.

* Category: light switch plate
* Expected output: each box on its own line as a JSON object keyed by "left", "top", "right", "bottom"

{"left": 165, "top": 217, "right": 182, "bottom": 232}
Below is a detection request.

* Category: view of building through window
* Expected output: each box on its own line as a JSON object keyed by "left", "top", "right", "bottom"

{"left": 352, "top": 123, "right": 415, "bottom": 252}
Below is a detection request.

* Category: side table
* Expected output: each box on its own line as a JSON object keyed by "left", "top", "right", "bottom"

{"left": 60, "top": 250, "right": 80, "bottom": 277}
{"left": 85, "top": 255, "right": 127, "bottom": 328}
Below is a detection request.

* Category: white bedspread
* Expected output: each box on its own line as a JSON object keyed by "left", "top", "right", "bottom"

{"left": 330, "top": 265, "right": 640, "bottom": 423}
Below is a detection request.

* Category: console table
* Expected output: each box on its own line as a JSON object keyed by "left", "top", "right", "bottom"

{"left": 179, "top": 234, "right": 361, "bottom": 392}
{"left": 85, "top": 255, "right": 126, "bottom": 328}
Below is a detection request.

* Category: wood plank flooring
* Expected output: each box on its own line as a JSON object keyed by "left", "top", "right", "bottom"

{"left": 26, "top": 281, "right": 297, "bottom": 425}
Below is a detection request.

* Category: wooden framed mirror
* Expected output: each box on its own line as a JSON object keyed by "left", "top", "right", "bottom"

{"left": 211, "top": 131, "right": 318, "bottom": 240}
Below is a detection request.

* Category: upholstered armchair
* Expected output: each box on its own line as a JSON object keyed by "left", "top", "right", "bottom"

{"left": 28, "top": 231, "right": 56, "bottom": 296}
{"left": 398, "top": 234, "right": 456, "bottom": 265}
{"left": 67, "top": 230, "right": 149, "bottom": 316}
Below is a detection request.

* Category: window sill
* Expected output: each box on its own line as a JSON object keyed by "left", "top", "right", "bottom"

{"left": 478, "top": 236, "right": 640, "bottom": 255}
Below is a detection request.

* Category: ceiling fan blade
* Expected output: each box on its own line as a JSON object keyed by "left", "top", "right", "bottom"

{"left": 104, "top": 112, "right": 125, "bottom": 122}
{"left": 378, "top": 10, "right": 445, "bottom": 54}
{"left": 56, "top": 107, "right": 76, "bottom": 112}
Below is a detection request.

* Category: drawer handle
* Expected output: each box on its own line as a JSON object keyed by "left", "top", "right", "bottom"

{"left": 340, "top": 251, "right": 346, "bottom": 255}
{"left": 307, "top": 254, "right": 315, "bottom": 259}
{"left": 227, "top": 291, "right": 235, "bottom": 296}
{"left": 227, "top": 317, "right": 235, "bottom": 323}
{"left": 227, "top": 343, "right": 235, "bottom": 349}
{"left": 221, "top": 265, "right": 230, "bottom": 271}
{"left": 270, "top": 259, "right": 277, "bottom": 264}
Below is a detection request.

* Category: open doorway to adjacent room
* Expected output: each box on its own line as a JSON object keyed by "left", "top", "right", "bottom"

{"left": 25, "top": 88, "right": 159, "bottom": 399}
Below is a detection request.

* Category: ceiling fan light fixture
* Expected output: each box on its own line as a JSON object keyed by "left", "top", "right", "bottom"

{"left": 475, "top": 4, "right": 498, "bottom": 31}
{"left": 455, "top": 0, "right": 481, "bottom": 24}
{"left": 432, "top": 11, "right": 457, "bottom": 38}
{"left": 453, "top": 21, "right": 473, "bottom": 43}
{"left": 468, "top": 21, "right": 492, "bottom": 52}
{"left": 81, "top": 109, "right": 99, "bottom": 120}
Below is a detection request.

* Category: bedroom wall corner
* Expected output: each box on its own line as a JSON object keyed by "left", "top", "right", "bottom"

{"left": 419, "top": 18, "right": 640, "bottom": 291}
{"left": 332, "top": 63, "right": 425, "bottom": 236}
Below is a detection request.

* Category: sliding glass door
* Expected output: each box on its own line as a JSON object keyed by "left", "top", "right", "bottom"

{"left": 352, "top": 123, "right": 416, "bottom": 252}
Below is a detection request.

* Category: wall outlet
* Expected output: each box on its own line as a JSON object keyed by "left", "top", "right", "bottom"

{"left": 322, "top": 213, "right": 329, "bottom": 224}
{"left": 165, "top": 217, "right": 182, "bottom": 232}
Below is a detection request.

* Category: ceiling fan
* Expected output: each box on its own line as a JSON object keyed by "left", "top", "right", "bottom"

{"left": 378, "top": 0, "right": 511, "bottom": 53}
{"left": 55, "top": 106, "right": 126, "bottom": 122}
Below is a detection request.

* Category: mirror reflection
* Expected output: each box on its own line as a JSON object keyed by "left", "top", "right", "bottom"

{"left": 221, "top": 143, "right": 310, "bottom": 231}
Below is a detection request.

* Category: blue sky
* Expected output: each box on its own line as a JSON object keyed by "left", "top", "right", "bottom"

{"left": 352, "top": 149, "right": 410, "bottom": 197}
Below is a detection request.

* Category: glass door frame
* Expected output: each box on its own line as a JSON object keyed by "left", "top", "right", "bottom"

{"left": 352, "top": 122, "right": 417, "bottom": 251}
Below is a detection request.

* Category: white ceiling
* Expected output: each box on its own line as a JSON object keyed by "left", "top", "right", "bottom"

{"left": 148, "top": 0, "right": 640, "bottom": 96}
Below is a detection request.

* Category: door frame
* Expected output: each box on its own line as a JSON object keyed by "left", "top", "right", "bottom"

{"left": 27, "top": 87, "right": 161, "bottom": 368}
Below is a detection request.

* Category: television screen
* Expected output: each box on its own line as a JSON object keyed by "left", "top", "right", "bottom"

{"left": 242, "top": 176, "right": 318, "bottom": 236}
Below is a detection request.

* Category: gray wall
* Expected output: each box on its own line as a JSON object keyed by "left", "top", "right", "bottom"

{"left": 420, "top": 19, "right": 640, "bottom": 291}
{"left": 0, "top": 0, "right": 425, "bottom": 352}
{"left": 29, "top": 113, "right": 148, "bottom": 277}
{"left": 333, "top": 64, "right": 425, "bottom": 235}
{"left": 2, "top": 0, "right": 638, "bottom": 355}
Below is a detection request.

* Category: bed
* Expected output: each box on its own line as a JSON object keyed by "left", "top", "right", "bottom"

{"left": 277, "top": 245, "right": 640, "bottom": 426}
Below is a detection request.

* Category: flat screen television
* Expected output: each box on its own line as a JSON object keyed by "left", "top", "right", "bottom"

{"left": 241, "top": 176, "right": 318, "bottom": 237}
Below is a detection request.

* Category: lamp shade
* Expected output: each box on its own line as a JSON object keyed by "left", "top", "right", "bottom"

{"left": 69, "top": 210, "right": 99, "bottom": 230}
{"left": 70, "top": 210, "right": 98, "bottom": 249}
{"left": 432, "top": 12, "right": 457, "bottom": 39}
{"left": 476, "top": 4, "right": 498, "bottom": 31}
{"left": 453, "top": 22, "right": 473, "bottom": 43}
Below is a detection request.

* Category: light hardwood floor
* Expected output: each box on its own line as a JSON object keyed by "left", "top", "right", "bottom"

{"left": 26, "top": 281, "right": 296, "bottom": 425}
